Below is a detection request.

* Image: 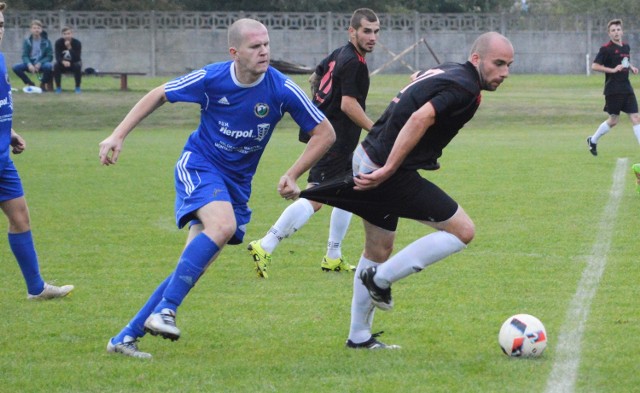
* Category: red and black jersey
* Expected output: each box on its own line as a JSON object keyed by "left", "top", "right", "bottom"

{"left": 594, "top": 41, "right": 634, "bottom": 96}
{"left": 299, "top": 41, "right": 370, "bottom": 154}
{"left": 362, "top": 61, "right": 481, "bottom": 171}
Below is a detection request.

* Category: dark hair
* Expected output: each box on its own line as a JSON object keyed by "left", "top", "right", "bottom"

{"left": 350, "top": 8, "right": 378, "bottom": 30}
{"left": 61, "top": 26, "right": 72, "bottom": 33}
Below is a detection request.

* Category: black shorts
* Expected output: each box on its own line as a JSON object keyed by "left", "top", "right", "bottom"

{"left": 604, "top": 93, "right": 639, "bottom": 115}
{"left": 300, "top": 170, "right": 459, "bottom": 231}
{"left": 307, "top": 151, "right": 353, "bottom": 184}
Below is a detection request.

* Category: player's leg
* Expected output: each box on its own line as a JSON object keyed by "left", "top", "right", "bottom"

{"left": 588, "top": 95, "right": 621, "bottom": 155}
{"left": 1, "top": 166, "right": 73, "bottom": 299}
{"left": 346, "top": 220, "right": 399, "bottom": 349}
{"left": 144, "top": 201, "right": 229, "bottom": 340}
{"left": 107, "top": 223, "right": 204, "bottom": 358}
{"left": 321, "top": 207, "right": 355, "bottom": 272}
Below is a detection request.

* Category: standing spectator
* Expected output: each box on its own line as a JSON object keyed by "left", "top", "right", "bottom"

{"left": 101, "top": 18, "right": 335, "bottom": 359}
{"left": 248, "top": 8, "right": 379, "bottom": 277}
{"left": 586, "top": 19, "right": 640, "bottom": 156}
{"left": 0, "top": 3, "right": 74, "bottom": 299}
{"left": 301, "top": 32, "right": 514, "bottom": 349}
{"left": 12, "top": 19, "right": 53, "bottom": 91}
{"left": 53, "top": 26, "right": 82, "bottom": 94}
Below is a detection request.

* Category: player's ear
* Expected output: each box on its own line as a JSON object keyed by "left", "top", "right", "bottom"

{"left": 229, "top": 47, "right": 238, "bottom": 58}
{"left": 469, "top": 52, "right": 481, "bottom": 67}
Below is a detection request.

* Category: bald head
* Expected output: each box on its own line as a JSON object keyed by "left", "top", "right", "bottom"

{"left": 469, "top": 32, "right": 513, "bottom": 61}
{"left": 228, "top": 18, "right": 267, "bottom": 48}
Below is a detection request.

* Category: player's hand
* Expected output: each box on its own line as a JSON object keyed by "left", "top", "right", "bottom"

{"left": 98, "top": 135, "right": 123, "bottom": 166}
{"left": 10, "top": 132, "right": 26, "bottom": 154}
{"left": 353, "top": 167, "right": 393, "bottom": 191}
{"left": 277, "top": 174, "right": 300, "bottom": 200}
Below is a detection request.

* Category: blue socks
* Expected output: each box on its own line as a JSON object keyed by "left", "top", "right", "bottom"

{"left": 113, "top": 233, "right": 219, "bottom": 343}
{"left": 154, "top": 233, "right": 219, "bottom": 313}
{"left": 8, "top": 231, "right": 45, "bottom": 295}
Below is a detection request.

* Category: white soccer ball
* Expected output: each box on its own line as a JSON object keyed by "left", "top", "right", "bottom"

{"left": 498, "top": 314, "right": 547, "bottom": 357}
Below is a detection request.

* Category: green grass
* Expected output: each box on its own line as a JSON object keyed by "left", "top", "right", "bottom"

{"left": 0, "top": 73, "right": 639, "bottom": 392}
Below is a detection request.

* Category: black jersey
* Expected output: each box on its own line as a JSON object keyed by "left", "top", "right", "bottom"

{"left": 362, "top": 61, "right": 481, "bottom": 171}
{"left": 594, "top": 41, "right": 634, "bottom": 96}
{"left": 299, "top": 42, "right": 370, "bottom": 154}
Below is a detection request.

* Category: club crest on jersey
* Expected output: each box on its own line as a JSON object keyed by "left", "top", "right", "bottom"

{"left": 256, "top": 123, "right": 270, "bottom": 141}
{"left": 254, "top": 103, "right": 269, "bottom": 118}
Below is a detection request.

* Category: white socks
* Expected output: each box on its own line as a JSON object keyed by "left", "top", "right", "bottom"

{"left": 349, "top": 256, "right": 378, "bottom": 343}
{"left": 260, "top": 198, "right": 315, "bottom": 253}
{"left": 326, "top": 208, "right": 353, "bottom": 259}
{"left": 634, "top": 124, "right": 640, "bottom": 144}
{"left": 591, "top": 121, "right": 611, "bottom": 144}
{"left": 374, "top": 231, "right": 466, "bottom": 288}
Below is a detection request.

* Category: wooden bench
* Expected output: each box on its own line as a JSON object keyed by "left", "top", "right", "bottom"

{"left": 95, "top": 71, "right": 146, "bottom": 91}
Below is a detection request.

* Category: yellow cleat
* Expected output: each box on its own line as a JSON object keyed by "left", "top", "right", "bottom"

{"left": 321, "top": 255, "right": 355, "bottom": 272}
{"left": 248, "top": 240, "right": 270, "bottom": 278}
{"left": 633, "top": 163, "right": 640, "bottom": 194}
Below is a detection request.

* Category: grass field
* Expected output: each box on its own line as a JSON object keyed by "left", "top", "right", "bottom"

{"left": 0, "top": 72, "right": 639, "bottom": 393}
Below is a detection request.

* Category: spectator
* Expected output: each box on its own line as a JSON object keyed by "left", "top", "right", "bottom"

{"left": 12, "top": 19, "right": 53, "bottom": 91}
{"left": 53, "top": 26, "right": 82, "bottom": 94}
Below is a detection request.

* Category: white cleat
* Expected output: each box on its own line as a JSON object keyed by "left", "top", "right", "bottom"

{"left": 144, "top": 308, "right": 181, "bottom": 341}
{"left": 27, "top": 282, "right": 74, "bottom": 300}
{"left": 107, "top": 336, "right": 152, "bottom": 359}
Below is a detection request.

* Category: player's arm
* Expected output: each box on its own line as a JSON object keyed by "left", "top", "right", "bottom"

{"left": 278, "top": 118, "right": 335, "bottom": 200}
{"left": 341, "top": 95, "right": 374, "bottom": 132}
{"left": 591, "top": 62, "right": 624, "bottom": 73}
{"left": 99, "top": 85, "right": 168, "bottom": 165}
{"left": 354, "top": 101, "right": 436, "bottom": 191}
{"left": 10, "top": 129, "right": 25, "bottom": 154}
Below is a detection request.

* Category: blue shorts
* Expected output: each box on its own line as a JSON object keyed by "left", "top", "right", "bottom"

{"left": 0, "top": 161, "right": 25, "bottom": 203}
{"left": 174, "top": 151, "right": 250, "bottom": 245}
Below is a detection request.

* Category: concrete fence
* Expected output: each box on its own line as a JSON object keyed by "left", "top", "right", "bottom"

{"left": 2, "top": 10, "right": 638, "bottom": 77}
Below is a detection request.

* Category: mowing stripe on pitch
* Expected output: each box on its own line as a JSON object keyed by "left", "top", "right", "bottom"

{"left": 544, "top": 157, "right": 627, "bottom": 393}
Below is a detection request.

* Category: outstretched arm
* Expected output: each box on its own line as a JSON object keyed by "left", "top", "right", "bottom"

{"left": 278, "top": 118, "right": 335, "bottom": 200}
{"left": 99, "top": 85, "right": 168, "bottom": 165}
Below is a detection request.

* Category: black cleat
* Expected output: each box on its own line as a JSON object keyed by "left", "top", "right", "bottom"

{"left": 346, "top": 331, "right": 401, "bottom": 350}
{"left": 360, "top": 266, "right": 393, "bottom": 310}
{"left": 587, "top": 137, "right": 597, "bottom": 156}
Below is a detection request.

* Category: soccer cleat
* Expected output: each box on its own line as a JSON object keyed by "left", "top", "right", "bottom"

{"left": 75, "top": 87, "right": 81, "bottom": 94}
{"left": 144, "top": 308, "right": 180, "bottom": 341}
{"left": 586, "top": 137, "right": 597, "bottom": 156}
{"left": 247, "top": 240, "right": 270, "bottom": 278}
{"left": 360, "top": 266, "right": 393, "bottom": 310}
{"left": 27, "top": 282, "right": 74, "bottom": 300}
{"left": 321, "top": 255, "right": 355, "bottom": 272}
{"left": 633, "top": 163, "right": 640, "bottom": 194}
{"left": 346, "top": 331, "right": 401, "bottom": 350}
{"left": 54, "top": 87, "right": 62, "bottom": 94}
{"left": 107, "top": 336, "right": 152, "bottom": 359}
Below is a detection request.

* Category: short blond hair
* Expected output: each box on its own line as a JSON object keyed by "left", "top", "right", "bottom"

{"left": 607, "top": 19, "right": 622, "bottom": 30}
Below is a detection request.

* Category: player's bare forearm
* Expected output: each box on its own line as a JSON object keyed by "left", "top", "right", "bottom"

{"left": 341, "top": 96, "right": 374, "bottom": 131}
{"left": 284, "top": 118, "right": 335, "bottom": 180}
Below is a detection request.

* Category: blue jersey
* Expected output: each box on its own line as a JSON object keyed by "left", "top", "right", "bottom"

{"left": 165, "top": 61, "right": 325, "bottom": 182}
{"left": 0, "top": 52, "right": 14, "bottom": 173}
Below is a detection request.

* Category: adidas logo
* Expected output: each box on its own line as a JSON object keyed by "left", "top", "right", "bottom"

{"left": 218, "top": 96, "right": 230, "bottom": 105}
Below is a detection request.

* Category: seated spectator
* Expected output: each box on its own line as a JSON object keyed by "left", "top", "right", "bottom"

{"left": 12, "top": 19, "right": 53, "bottom": 91}
{"left": 53, "top": 26, "right": 82, "bottom": 94}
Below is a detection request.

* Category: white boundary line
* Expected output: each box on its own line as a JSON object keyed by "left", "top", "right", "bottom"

{"left": 544, "top": 158, "right": 628, "bottom": 393}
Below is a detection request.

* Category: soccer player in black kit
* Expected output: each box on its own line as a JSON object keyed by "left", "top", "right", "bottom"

{"left": 248, "top": 8, "right": 379, "bottom": 277}
{"left": 587, "top": 19, "right": 640, "bottom": 157}
{"left": 302, "top": 32, "right": 514, "bottom": 349}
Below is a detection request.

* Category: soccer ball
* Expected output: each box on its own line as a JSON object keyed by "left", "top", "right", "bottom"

{"left": 498, "top": 314, "right": 547, "bottom": 357}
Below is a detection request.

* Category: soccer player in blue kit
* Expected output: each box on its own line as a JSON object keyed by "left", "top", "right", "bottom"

{"left": 101, "top": 18, "right": 335, "bottom": 358}
{"left": 0, "top": 2, "right": 74, "bottom": 300}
